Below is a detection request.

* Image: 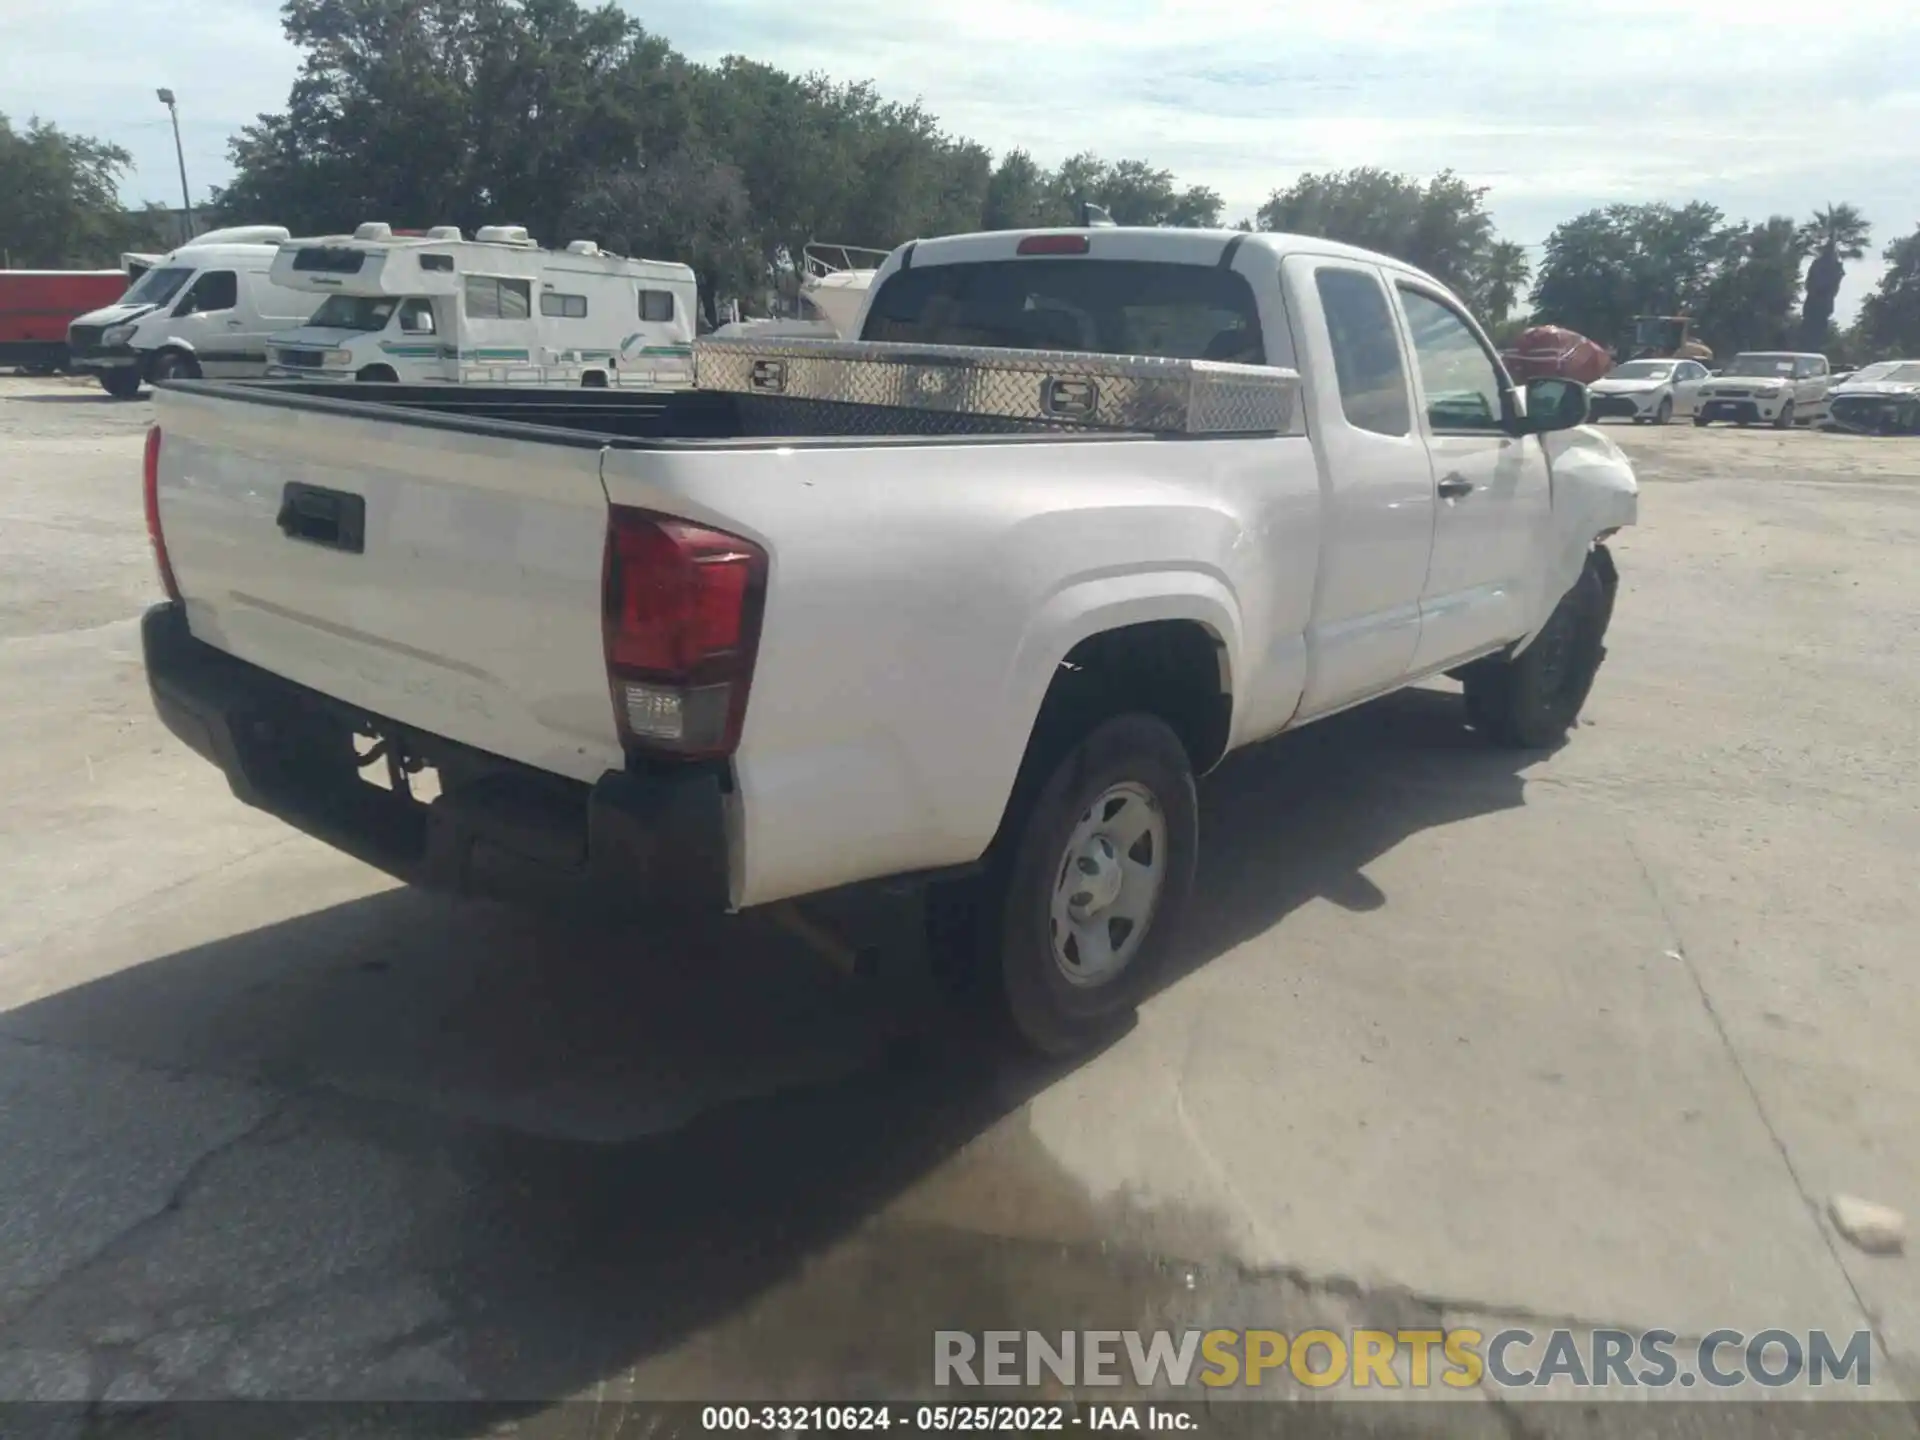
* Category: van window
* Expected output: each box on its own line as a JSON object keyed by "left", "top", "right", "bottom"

{"left": 420, "top": 254, "right": 454, "bottom": 273}
{"left": 123, "top": 266, "right": 194, "bottom": 308}
{"left": 1315, "top": 267, "right": 1411, "bottom": 437}
{"left": 639, "top": 289, "right": 676, "bottom": 323}
{"left": 177, "top": 270, "right": 238, "bottom": 316}
{"left": 862, "top": 259, "right": 1263, "bottom": 362}
{"left": 464, "top": 275, "right": 531, "bottom": 320}
{"left": 540, "top": 292, "right": 588, "bottom": 319}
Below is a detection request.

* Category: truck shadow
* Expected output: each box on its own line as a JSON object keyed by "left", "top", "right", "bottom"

{"left": 0, "top": 684, "right": 1535, "bottom": 1408}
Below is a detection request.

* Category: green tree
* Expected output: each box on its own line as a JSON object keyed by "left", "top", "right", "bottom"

{"left": 1695, "top": 215, "right": 1810, "bottom": 355}
{"left": 1531, "top": 201, "right": 1727, "bottom": 350}
{"left": 1480, "top": 240, "right": 1532, "bottom": 325}
{"left": 0, "top": 113, "right": 150, "bottom": 267}
{"left": 983, "top": 150, "right": 1069, "bottom": 230}
{"left": 1255, "top": 168, "right": 1508, "bottom": 317}
{"left": 1858, "top": 225, "right": 1920, "bottom": 358}
{"left": 1797, "top": 203, "right": 1871, "bottom": 350}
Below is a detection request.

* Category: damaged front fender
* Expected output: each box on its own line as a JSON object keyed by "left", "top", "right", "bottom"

{"left": 1518, "top": 424, "right": 1639, "bottom": 652}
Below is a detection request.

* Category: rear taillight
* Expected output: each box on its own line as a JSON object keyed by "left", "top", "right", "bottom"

{"left": 601, "top": 507, "right": 768, "bottom": 760}
{"left": 143, "top": 425, "right": 181, "bottom": 602}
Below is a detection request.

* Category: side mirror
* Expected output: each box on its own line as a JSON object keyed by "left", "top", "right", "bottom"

{"left": 1512, "top": 376, "right": 1589, "bottom": 435}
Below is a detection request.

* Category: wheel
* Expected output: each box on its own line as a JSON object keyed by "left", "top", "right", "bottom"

{"left": 1463, "top": 549, "right": 1614, "bottom": 751}
{"left": 1692, "top": 415, "right": 1710, "bottom": 427}
{"left": 100, "top": 369, "right": 142, "bottom": 399}
{"left": 147, "top": 350, "right": 199, "bottom": 385}
{"left": 1774, "top": 400, "right": 1795, "bottom": 429}
{"left": 1654, "top": 396, "right": 1673, "bottom": 425}
{"left": 986, "top": 714, "right": 1198, "bottom": 1055}
{"left": 356, "top": 365, "right": 398, "bottom": 383}
{"left": 581, "top": 371, "right": 609, "bottom": 389}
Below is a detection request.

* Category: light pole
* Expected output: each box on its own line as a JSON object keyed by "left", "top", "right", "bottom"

{"left": 155, "top": 88, "right": 194, "bottom": 242}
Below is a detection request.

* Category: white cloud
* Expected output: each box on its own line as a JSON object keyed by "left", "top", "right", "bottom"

{"left": 3, "top": 0, "right": 1913, "bottom": 316}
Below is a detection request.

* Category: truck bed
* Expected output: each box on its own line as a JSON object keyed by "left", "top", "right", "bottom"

{"left": 168, "top": 378, "right": 1113, "bottom": 446}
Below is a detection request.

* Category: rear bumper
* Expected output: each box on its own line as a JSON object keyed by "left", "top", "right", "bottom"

{"left": 142, "top": 602, "right": 731, "bottom": 916}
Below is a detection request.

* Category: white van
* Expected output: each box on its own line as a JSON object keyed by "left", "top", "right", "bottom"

{"left": 262, "top": 223, "right": 697, "bottom": 388}
{"left": 67, "top": 226, "right": 319, "bottom": 397}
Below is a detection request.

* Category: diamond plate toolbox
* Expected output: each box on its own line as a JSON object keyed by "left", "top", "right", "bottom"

{"left": 693, "top": 336, "right": 1303, "bottom": 436}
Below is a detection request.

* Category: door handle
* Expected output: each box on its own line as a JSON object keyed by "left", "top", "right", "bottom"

{"left": 1437, "top": 474, "right": 1475, "bottom": 500}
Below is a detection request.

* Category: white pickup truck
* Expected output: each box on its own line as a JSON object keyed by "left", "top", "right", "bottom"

{"left": 140, "top": 226, "right": 1637, "bottom": 1053}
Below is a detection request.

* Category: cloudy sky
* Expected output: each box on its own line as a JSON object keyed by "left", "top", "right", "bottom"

{"left": 4, "top": 0, "right": 1915, "bottom": 317}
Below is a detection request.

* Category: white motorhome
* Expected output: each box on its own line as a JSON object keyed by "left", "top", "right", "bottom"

{"left": 263, "top": 223, "right": 696, "bottom": 388}
{"left": 67, "top": 226, "right": 319, "bottom": 397}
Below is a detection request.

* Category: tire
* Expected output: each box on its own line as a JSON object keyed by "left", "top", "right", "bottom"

{"left": 356, "top": 365, "right": 398, "bottom": 384}
{"left": 1774, "top": 400, "right": 1795, "bottom": 430}
{"left": 100, "top": 369, "right": 142, "bottom": 399}
{"left": 1463, "top": 548, "right": 1614, "bottom": 751}
{"left": 1654, "top": 396, "right": 1673, "bottom": 425}
{"left": 147, "top": 350, "right": 199, "bottom": 385}
{"left": 986, "top": 714, "right": 1198, "bottom": 1056}
{"left": 581, "top": 371, "right": 609, "bottom": 389}
{"left": 1692, "top": 415, "right": 1710, "bottom": 427}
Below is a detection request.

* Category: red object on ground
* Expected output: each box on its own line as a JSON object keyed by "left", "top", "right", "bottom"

{"left": 1501, "top": 325, "right": 1614, "bottom": 385}
{"left": 0, "top": 269, "right": 129, "bottom": 371}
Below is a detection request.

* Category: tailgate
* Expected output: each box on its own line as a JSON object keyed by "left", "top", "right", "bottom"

{"left": 152, "top": 387, "right": 623, "bottom": 783}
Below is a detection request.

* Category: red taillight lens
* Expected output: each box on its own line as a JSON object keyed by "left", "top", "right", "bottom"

{"left": 602, "top": 507, "right": 767, "bottom": 760}
{"left": 143, "top": 425, "right": 181, "bottom": 602}
{"left": 1017, "top": 234, "right": 1091, "bottom": 256}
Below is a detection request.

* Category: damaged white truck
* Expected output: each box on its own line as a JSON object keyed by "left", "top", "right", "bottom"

{"left": 137, "top": 226, "right": 1637, "bottom": 1053}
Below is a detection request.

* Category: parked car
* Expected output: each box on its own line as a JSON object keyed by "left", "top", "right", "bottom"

{"left": 1585, "top": 357, "right": 1710, "bottom": 424}
{"left": 1693, "top": 351, "right": 1832, "bottom": 428}
{"left": 137, "top": 226, "right": 1637, "bottom": 1054}
{"left": 1825, "top": 360, "right": 1920, "bottom": 435}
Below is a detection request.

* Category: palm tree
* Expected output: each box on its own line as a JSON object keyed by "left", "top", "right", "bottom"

{"left": 1478, "top": 239, "right": 1532, "bottom": 325}
{"left": 1798, "top": 204, "right": 1871, "bottom": 349}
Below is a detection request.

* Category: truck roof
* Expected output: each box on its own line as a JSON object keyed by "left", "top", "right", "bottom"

{"left": 897, "top": 226, "right": 1441, "bottom": 280}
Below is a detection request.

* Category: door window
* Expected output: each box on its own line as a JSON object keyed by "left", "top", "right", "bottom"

{"left": 1396, "top": 286, "right": 1505, "bottom": 432}
{"left": 397, "top": 299, "right": 436, "bottom": 335}
{"left": 176, "top": 270, "right": 238, "bottom": 316}
{"left": 1314, "top": 267, "right": 1411, "bottom": 437}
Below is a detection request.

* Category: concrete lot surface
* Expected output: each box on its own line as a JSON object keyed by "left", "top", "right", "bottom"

{"left": 1, "top": 374, "right": 1916, "bottom": 1432}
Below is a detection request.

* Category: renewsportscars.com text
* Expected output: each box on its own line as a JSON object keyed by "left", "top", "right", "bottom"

{"left": 934, "top": 1328, "right": 1875, "bottom": 1391}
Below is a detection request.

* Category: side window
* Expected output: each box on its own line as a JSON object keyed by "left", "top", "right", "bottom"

{"left": 398, "top": 299, "right": 436, "bottom": 335}
{"left": 464, "top": 276, "right": 531, "bottom": 320}
{"left": 1797, "top": 357, "right": 1826, "bottom": 379}
{"left": 1396, "top": 286, "right": 1505, "bottom": 432}
{"left": 639, "top": 289, "right": 675, "bottom": 323}
{"left": 178, "top": 270, "right": 237, "bottom": 315}
{"left": 1314, "top": 267, "right": 1411, "bottom": 437}
{"left": 539, "top": 292, "right": 588, "bottom": 319}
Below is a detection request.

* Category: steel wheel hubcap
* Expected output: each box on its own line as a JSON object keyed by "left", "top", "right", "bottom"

{"left": 1049, "top": 781, "right": 1168, "bottom": 988}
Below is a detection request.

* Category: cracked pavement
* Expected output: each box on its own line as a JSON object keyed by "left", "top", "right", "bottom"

{"left": 1, "top": 376, "right": 1916, "bottom": 1431}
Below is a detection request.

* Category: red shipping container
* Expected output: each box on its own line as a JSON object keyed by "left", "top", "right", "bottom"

{"left": 1, "top": 270, "right": 130, "bottom": 372}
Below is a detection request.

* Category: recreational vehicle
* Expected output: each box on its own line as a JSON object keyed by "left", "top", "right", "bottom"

{"left": 263, "top": 224, "right": 696, "bottom": 387}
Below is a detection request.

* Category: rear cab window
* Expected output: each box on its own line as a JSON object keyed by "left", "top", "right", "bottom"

{"left": 1313, "top": 267, "right": 1411, "bottom": 436}
{"left": 861, "top": 259, "right": 1264, "bottom": 364}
